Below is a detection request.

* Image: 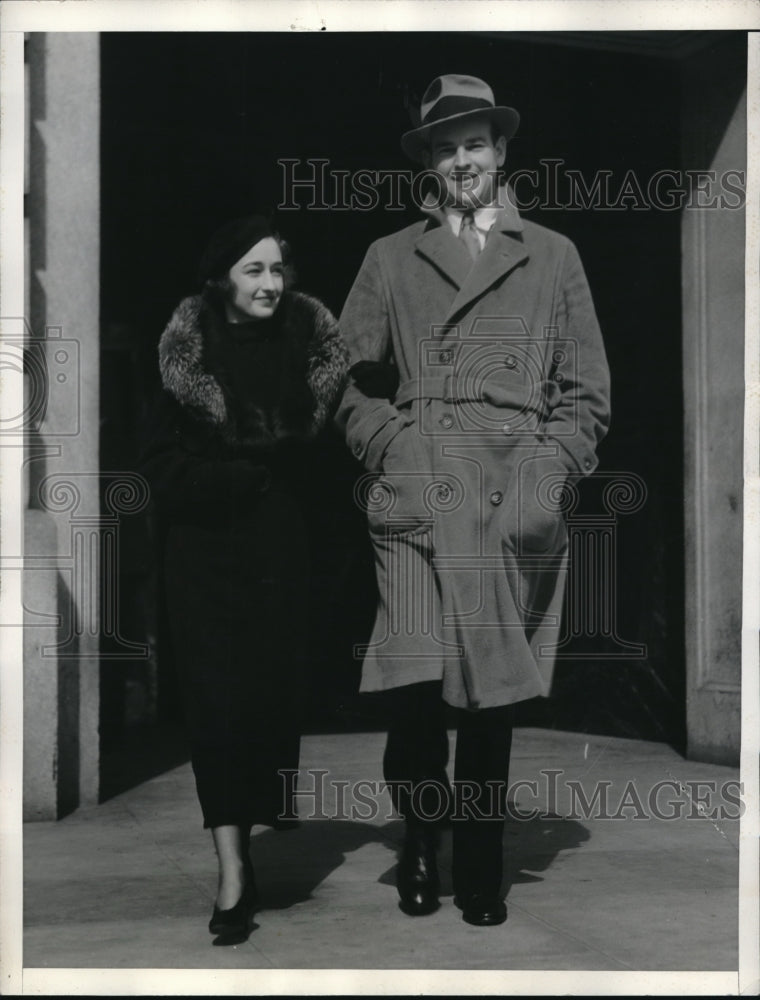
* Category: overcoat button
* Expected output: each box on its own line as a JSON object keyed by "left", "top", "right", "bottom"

{"left": 504, "top": 354, "right": 517, "bottom": 369}
{"left": 501, "top": 423, "right": 513, "bottom": 435}
{"left": 489, "top": 490, "right": 503, "bottom": 506}
{"left": 440, "top": 350, "right": 453, "bottom": 364}
{"left": 440, "top": 414, "right": 454, "bottom": 429}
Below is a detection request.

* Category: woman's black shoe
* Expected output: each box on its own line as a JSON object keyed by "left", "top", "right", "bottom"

{"left": 209, "top": 876, "right": 258, "bottom": 942}
{"left": 453, "top": 892, "right": 507, "bottom": 926}
{"left": 397, "top": 827, "right": 440, "bottom": 916}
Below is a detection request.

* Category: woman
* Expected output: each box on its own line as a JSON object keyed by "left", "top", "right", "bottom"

{"left": 140, "top": 215, "right": 348, "bottom": 944}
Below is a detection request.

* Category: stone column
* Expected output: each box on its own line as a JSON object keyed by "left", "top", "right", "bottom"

{"left": 23, "top": 33, "right": 100, "bottom": 818}
{"left": 681, "top": 36, "right": 746, "bottom": 765}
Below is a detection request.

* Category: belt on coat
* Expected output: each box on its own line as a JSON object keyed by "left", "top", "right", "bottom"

{"left": 394, "top": 375, "right": 549, "bottom": 420}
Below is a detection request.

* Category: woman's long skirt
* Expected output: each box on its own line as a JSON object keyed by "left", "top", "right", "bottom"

{"left": 165, "top": 486, "right": 309, "bottom": 829}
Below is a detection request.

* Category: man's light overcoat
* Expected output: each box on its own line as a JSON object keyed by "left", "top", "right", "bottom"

{"left": 337, "top": 195, "right": 610, "bottom": 709}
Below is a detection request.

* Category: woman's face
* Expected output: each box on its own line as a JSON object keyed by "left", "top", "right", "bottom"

{"left": 224, "top": 237, "right": 284, "bottom": 322}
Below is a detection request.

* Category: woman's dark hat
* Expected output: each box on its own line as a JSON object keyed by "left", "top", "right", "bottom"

{"left": 401, "top": 74, "right": 519, "bottom": 164}
{"left": 198, "top": 214, "right": 276, "bottom": 284}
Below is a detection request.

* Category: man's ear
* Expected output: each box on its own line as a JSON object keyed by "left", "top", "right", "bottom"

{"left": 495, "top": 135, "right": 507, "bottom": 168}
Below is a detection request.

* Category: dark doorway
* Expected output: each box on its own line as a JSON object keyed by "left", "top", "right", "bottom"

{"left": 99, "top": 31, "right": 694, "bottom": 797}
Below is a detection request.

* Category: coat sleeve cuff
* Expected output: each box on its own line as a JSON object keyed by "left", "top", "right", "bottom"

{"left": 549, "top": 437, "right": 599, "bottom": 477}
{"left": 351, "top": 406, "right": 414, "bottom": 472}
{"left": 338, "top": 382, "right": 414, "bottom": 472}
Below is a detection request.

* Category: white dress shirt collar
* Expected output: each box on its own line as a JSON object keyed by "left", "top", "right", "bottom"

{"left": 444, "top": 205, "right": 501, "bottom": 247}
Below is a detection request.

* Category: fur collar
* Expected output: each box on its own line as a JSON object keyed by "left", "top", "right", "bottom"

{"left": 158, "top": 289, "right": 347, "bottom": 447}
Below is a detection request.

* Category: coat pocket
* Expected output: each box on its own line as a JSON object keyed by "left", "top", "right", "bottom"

{"left": 364, "top": 422, "right": 434, "bottom": 534}
{"left": 500, "top": 442, "right": 568, "bottom": 553}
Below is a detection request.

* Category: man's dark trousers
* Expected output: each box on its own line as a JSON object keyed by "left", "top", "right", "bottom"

{"left": 383, "top": 680, "right": 515, "bottom": 898}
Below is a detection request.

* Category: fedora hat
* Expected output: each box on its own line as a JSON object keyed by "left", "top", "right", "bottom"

{"left": 401, "top": 74, "right": 519, "bottom": 163}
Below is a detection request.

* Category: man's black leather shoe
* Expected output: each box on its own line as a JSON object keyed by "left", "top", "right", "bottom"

{"left": 453, "top": 892, "right": 507, "bottom": 926}
{"left": 397, "top": 827, "right": 440, "bottom": 916}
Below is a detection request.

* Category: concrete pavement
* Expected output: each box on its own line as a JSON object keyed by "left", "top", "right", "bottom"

{"left": 23, "top": 728, "right": 740, "bottom": 975}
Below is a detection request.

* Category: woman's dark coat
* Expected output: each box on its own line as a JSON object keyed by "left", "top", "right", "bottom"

{"left": 141, "top": 289, "right": 348, "bottom": 828}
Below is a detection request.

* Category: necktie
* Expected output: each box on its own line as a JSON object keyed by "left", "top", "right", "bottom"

{"left": 459, "top": 210, "right": 481, "bottom": 261}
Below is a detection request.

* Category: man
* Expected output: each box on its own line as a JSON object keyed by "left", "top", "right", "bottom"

{"left": 336, "top": 74, "right": 610, "bottom": 926}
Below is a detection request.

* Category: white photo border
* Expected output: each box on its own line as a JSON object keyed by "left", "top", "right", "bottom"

{"left": 1, "top": 1, "right": 758, "bottom": 996}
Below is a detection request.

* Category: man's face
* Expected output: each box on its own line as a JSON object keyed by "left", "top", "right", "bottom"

{"left": 426, "top": 115, "right": 506, "bottom": 209}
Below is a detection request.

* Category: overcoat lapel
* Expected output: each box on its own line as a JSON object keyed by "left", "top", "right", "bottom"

{"left": 414, "top": 223, "right": 472, "bottom": 290}
{"left": 414, "top": 188, "right": 530, "bottom": 325}
{"left": 444, "top": 227, "right": 529, "bottom": 324}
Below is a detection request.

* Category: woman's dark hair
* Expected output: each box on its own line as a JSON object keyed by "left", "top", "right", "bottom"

{"left": 204, "top": 231, "right": 297, "bottom": 294}
{"left": 198, "top": 214, "right": 298, "bottom": 290}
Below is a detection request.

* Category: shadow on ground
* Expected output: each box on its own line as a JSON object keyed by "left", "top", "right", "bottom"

{"left": 249, "top": 812, "right": 590, "bottom": 909}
